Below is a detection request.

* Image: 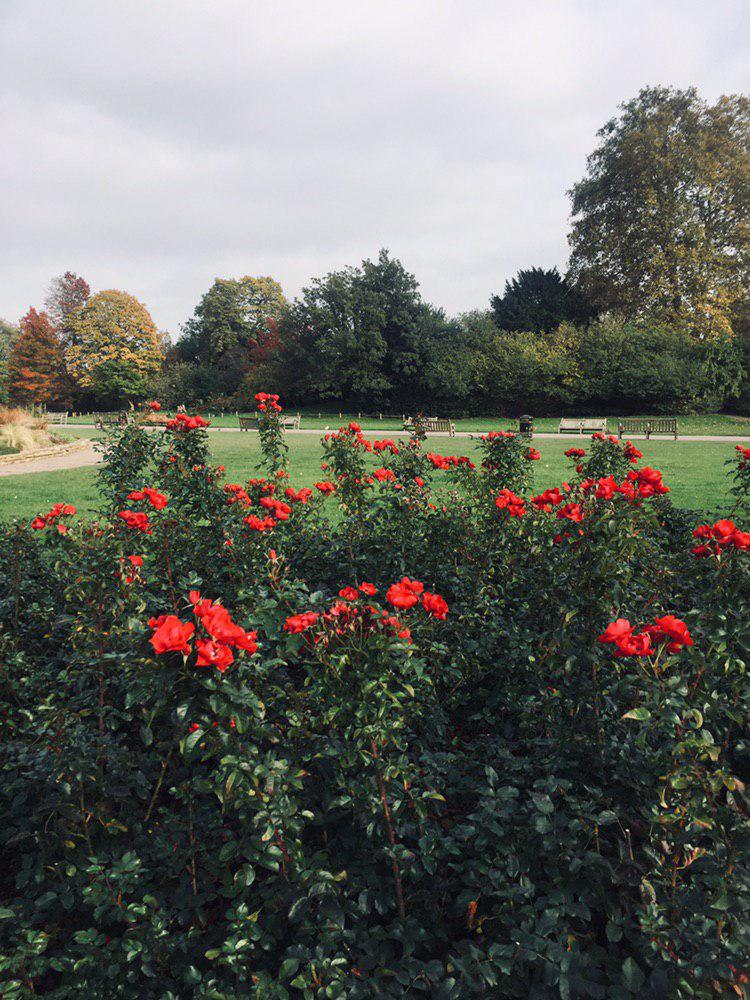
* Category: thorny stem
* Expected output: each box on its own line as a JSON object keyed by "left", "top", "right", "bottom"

{"left": 370, "top": 737, "right": 406, "bottom": 920}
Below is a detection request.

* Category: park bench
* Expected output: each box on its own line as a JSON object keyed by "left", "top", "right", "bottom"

{"left": 403, "top": 416, "right": 456, "bottom": 436}
{"left": 618, "top": 417, "right": 678, "bottom": 440}
{"left": 558, "top": 417, "right": 607, "bottom": 435}
{"left": 45, "top": 411, "right": 68, "bottom": 425}
{"left": 93, "top": 411, "right": 128, "bottom": 427}
{"left": 238, "top": 414, "right": 301, "bottom": 431}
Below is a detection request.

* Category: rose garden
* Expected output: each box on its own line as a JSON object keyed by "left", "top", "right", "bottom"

{"left": 0, "top": 393, "right": 747, "bottom": 998}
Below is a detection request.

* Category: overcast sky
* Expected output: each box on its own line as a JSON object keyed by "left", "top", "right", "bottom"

{"left": 1, "top": 1, "right": 747, "bottom": 335}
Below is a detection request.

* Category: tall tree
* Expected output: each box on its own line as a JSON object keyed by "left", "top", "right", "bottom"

{"left": 0, "top": 319, "right": 18, "bottom": 405}
{"left": 272, "top": 249, "right": 453, "bottom": 408}
{"left": 45, "top": 272, "right": 90, "bottom": 343}
{"left": 178, "top": 276, "right": 288, "bottom": 395}
{"left": 9, "top": 308, "right": 69, "bottom": 406}
{"left": 568, "top": 86, "right": 750, "bottom": 337}
{"left": 66, "top": 290, "right": 164, "bottom": 405}
{"left": 490, "top": 267, "right": 595, "bottom": 333}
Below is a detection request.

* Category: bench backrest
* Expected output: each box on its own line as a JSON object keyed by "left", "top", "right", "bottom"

{"left": 46, "top": 411, "right": 68, "bottom": 424}
{"left": 618, "top": 417, "right": 678, "bottom": 438}
{"left": 559, "top": 418, "right": 606, "bottom": 433}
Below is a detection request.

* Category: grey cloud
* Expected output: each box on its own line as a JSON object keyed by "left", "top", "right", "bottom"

{"left": 1, "top": 0, "right": 747, "bottom": 333}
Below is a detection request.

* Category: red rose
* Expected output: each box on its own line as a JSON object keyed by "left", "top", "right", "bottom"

{"left": 150, "top": 615, "right": 194, "bottom": 655}
{"left": 598, "top": 619, "right": 633, "bottom": 645}
{"left": 284, "top": 611, "right": 319, "bottom": 634}
{"left": 195, "top": 639, "right": 235, "bottom": 672}
{"left": 386, "top": 577, "right": 424, "bottom": 609}
{"left": 338, "top": 586, "right": 359, "bottom": 601}
{"left": 422, "top": 591, "right": 449, "bottom": 619}
{"left": 359, "top": 582, "right": 377, "bottom": 596}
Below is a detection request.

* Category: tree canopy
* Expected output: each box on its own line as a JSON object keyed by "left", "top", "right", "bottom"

{"left": 44, "top": 271, "right": 90, "bottom": 343}
{"left": 66, "top": 290, "right": 164, "bottom": 404}
{"left": 9, "top": 308, "right": 69, "bottom": 406}
{"left": 490, "top": 267, "right": 595, "bottom": 333}
{"left": 568, "top": 86, "right": 750, "bottom": 337}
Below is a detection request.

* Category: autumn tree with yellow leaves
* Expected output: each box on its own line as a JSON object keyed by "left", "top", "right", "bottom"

{"left": 66, "top": 290, "right": 165, "bottom": 405}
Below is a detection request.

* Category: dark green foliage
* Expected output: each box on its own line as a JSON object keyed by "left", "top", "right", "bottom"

{"left": 491, "top": 267, "right": 596, "bottom": 333}
{"left": 1, "top": 409, "right": 749, "bottom": 998}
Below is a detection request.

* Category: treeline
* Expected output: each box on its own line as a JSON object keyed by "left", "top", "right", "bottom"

{"left": 1, "top": 85, "right": 748, "bottom": 415}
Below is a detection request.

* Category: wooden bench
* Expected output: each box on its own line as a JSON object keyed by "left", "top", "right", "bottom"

{"left": 403, "top": 416, "right": 455, "bottom": 437}
{"left": 238, "top": 414, "right": 301, "bottom": 431}
{"left": 558, "top": 417, "right": 607, "bottom": 435}
{"left": 618, "top": 417, "right": 678, "bottom": 440}
{"left": 45, "top": 411, "right": 68, "bottom": 426}
{"left": 93, "top": 411, "right": 128, "bottom": 427}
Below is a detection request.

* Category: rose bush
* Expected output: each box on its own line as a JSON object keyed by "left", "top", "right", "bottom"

{"left": 0, "top": 399, "right": 749, "bottom": 998}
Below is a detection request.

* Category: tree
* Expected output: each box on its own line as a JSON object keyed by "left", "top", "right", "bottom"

{"left": 9, "top": 308, "right": 69, "bottom": 406}
{"left": 272, "top": 250, "right": 452, "bottom": 409}
{"left": 45, "top": 272, "right": 90, "bottom": 343}
{"left": 490, "top": 267, "right": 595, "bottom": 333}
{"left": 0, "top": 319, "right": 18, "bottom": 405}
{"left": 178, "top": 276, "right": 288, "bottom": 396}
{"left": 66, "top": 290, "right": 164, "bottom": 405}
{"left": 568, "top": 86, "right": 750, "bottom": 337}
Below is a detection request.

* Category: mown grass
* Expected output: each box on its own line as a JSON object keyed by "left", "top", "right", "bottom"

{"left": 0, "top": 429, "right": 738, "bottom": 521}
{"left": 63, "top": 410, "right": 750, "bottom": 436}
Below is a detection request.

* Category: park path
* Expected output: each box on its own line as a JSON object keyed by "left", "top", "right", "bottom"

{"left": 1, "top": 429, "right": 748, "bottom": 478}
{"left": 0, "top": 442, "right": 101, "bottom": 477}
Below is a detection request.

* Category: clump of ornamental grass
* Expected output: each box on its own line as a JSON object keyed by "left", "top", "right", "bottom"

{"left": 0, "top": 407, "right": 54, "bottom": 452}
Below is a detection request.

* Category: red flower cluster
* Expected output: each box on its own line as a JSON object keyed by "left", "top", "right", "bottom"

{"left": 255, "top": 392, "right": 282, "bottom": 412}
{"left": 30, "top": 502, "right": 77, "bottom": 533}
{"left": 556, "top": 502, "right": 584, "bottom": 523}
{"left": 599, "top": 615, "right": 693, "bottom": 657}
{"left": 149, "top": 591, "right": 258, "bottom": 672}
{"left": 165, "top": 412, "right": 210, "bottom": 431}
{"left": 148, "top": 401, "right": 161, "bottom": 411}
{"left": 623, "top": 441, "right": 642, "bottom": 463}
{"left": 373, "top": 467, "right": 396, "bottom": 483}
{"left": 630, "top": 466, "right": 669, "bottom": 497}
{"left": 525, "top": 447, "right": 541, "bottom": 461}
{"left": 692, "top": 519, "right": 750, "bottom": 557}
{"left": 224, "top": 483, "right": 252, "bottom": 507}
{"left": 373, "top": 439, "right": 399, "bottom": 454}
{"left": 494, "top": 489, "right": 526, "bottom": 517}
{"left": 284, "top": 486, "right": 313, "bottom": 503}
{"left": 532, "top": 487, "right": 565, "bottom": 511}
{"left": 564, "top": 447, "right": 586, "bottom": 459}
{"left": 481, "top": 430, "right": 515, "bottom": 440}
{"left": 284, "top": 611, "right": 320, "bottom": 634}
{"left": 427, "top": 452, "right": 476, "bottom": 470}
{"left": 243, "top": 514, "right": 276, "bottom": 532}
{"left": 117, "top": 510, "right": 152, "bottom": 533}
{"left": 315, "top": 481, "right": 336, "bottom": 494}
{"left": 127, "top": 487, "right": 168, "bottom": 510}
{"left": 735, "top": 445, "right": 750, "bottom": 464}
{"left": 386, "top": 576, "right": 449, "bottom": 619}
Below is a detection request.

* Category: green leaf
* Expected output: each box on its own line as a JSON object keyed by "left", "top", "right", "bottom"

{"left": 622, "top": 707, "right": 650, "bottom": 721}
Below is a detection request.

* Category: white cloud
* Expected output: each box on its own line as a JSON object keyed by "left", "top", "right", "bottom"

{"left": 1, "top": 0, "right": 747, "bottom": 332}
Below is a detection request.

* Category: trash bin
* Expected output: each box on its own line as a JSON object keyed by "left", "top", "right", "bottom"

{"left": 519, "top": 414, "right": 534, "bottom": 436}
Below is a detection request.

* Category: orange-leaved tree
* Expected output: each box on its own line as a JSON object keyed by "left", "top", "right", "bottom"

{"left": 9, "top": 308, "right": 70, "bottom": 406}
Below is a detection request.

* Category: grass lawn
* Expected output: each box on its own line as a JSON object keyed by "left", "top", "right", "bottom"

{"left": 63, "top": 410, "right": 750, "bottom": 436}
{"left": 0, "top": 429, "right": 738, "bottom": 521}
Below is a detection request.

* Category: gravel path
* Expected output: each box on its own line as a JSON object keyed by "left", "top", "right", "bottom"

{"left": 0, "top": 442, "right": 102, "bottom": 477}
{"left": 1, "top": 428, "right": 747, "bottom": 478}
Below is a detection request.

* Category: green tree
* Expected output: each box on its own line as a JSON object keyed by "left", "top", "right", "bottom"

{"left": 178, "top": 276, "right": 288, "bottom": 396}
{"left": 568, "top": 86, "right": 750, "bottom": 337}
{"left": 273, "top": 250, "right": 454, "bottom": 409}
{"left": 0, "top": 318, "right": 18, "bottom": 405}
{"left": 490, "top": 267, "right": 595, "bottom": 333}
{"left": 66, "top": 290, "right": 164, "bottom": 405}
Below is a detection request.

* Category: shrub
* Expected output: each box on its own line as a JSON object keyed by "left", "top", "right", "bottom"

{"left": 0, "top": 399, "right": 749, "bottom": 997}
